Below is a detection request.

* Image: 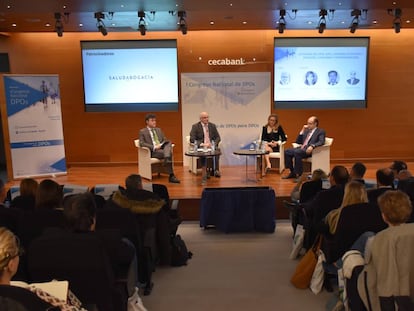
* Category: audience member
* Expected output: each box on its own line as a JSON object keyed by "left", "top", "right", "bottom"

{"left": 11, "top": 178, "right": 38, "bottom": 211}
{"left": 283, "top": 116, "right": 326, "bottom": 179}
{"left": 350, "top": 162, "right": 366, "bottom": 185}
{"left": 109, "top": 174, "right": 173, "bottom": 266}
{"left": 353, "top": 191, "right": 414, "bottom": 311}
{"left": 0, "top": 227, "right": 85, "bottom": 310}
{"left": 290, "top": 169, "right": 328, "bottom": 203}
{"left": 190, "top": 112, "right": 222, "bottom": 184}
{"left": 35, "top": 179, "right": 63, "bottom": 210}
{"left": 302, "top": 165, "right": 349, "bottom": 249}
{"left": 367, "top": 168, "right": 394, "bottom": 206}
{"left": 261, "top": 114, "right": 287, "bottom": 173}
{"left": 139, "top": 113, "right": 180, "bottom": 184}
{"left": 389, "top": 160, "right": 408, "bottom": 176}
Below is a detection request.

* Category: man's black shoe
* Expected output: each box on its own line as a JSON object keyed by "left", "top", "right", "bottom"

{"left": 169, "top": 175, "right": 180, "bottom": 183}
{"left": 282, "top": 172, "right": 297, "bottom": 179}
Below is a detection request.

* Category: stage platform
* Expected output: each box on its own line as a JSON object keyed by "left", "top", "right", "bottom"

{"left": 5, "top": 161, "right": 409, "bottom": 221}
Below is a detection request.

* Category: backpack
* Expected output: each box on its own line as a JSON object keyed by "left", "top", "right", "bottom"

{"left": 170, "top": 234, "right": 192, "bottom": 266}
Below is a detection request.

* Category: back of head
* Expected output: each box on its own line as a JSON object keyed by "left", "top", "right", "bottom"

{"left": 376, "top": 168, "right": 394, "bottom": 187}
{"left": 378, "top": 190, "right": 412, "bottom": 225}
{"left": 341, "top": 181, "right": 368, "bottom": 207}
{"left": 311, "top": 169, "right": 328, "bottom": 181}
{"left": 63, "top": 193, "right": 96, "bottom": 231}
{"left": 19, "top": 178, "right": 38, "bottom": 197}
{"left": 0, "top": 227, "right": 19, "bottom": 277}
{"left": 35, "top": 179, "right": 63, "bottom": 210}
{"left": 330, "top": 165, "right": 349, "bottom": 186}
{"left": 125, "top": 174, "right": 142, "bottom": 191}
{"left": 351, "top": 162, "right": 366, "bottom": 179}
{"left": 390, "top": 160, "right": 408, "bottom": 174}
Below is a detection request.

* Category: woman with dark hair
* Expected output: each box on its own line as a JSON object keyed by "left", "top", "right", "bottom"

{"left": 11, "top": 178, "right": 38, "bottom": 211}
{"left": 260, "top": 114, "right": 287, "bottom": 173}
{"left": 35, "top": 179, "right": 63, "bottom": 210}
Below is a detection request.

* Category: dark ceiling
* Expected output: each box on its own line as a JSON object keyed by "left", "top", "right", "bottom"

{"left": 0, "top": 0, "right": 413, "bottom": 34}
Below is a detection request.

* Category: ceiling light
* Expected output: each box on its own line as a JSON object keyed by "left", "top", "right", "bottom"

{"left": 349, "top": 9, "right": 361, "bottom": 33}
{"left": 138, "top": 11, "right": 146, "bottom": 36}
{"left": 318, "top": 10, "right": 327, "bottom": 34}
{"left": 278, "top": 10, "right": 286, "bottom": 34}
{"left": 54, "top": 12, "right": 63, "bottom": 37}
{"left": 178, "top": 11, "right": 187, "bottom": 35}
{"left": 94, "top": 12, "right": 107, "bottom": 36}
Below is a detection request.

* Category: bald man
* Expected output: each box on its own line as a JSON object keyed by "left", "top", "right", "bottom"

{"left": 190, "top": 112, "right": 221, "bottom": 184}
{"left": 283, "top": 116, "right": 326, "bottom": 179}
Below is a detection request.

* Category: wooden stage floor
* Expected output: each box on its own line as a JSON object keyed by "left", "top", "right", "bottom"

{"left": 6, "top": 161, "right": 409, "bottom": 220}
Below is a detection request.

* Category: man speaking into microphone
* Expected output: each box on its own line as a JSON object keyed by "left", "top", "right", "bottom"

{"left": 283, "top": 116, "right": 326, "bottom": 180}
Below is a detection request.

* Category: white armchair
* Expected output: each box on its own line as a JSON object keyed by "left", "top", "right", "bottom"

{"left": 268, "top": 140, "right": 287, "bottom": 173}
{"left": 185, "top": 136, "right": 200, "bottom": 175}
{"left": 292, "top": 137, "right": 333, "bottom": 174}
{"left": 134, "top": 139, "right": 175, "bottom": 180}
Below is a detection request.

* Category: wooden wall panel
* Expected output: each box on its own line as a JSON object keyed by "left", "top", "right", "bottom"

{"left": 1, "top": 29, "right": 414, "bottom": 179}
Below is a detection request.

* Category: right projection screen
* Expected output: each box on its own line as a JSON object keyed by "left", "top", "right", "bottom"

{"left": 274, "top": 37, "right": 369, "bottom": 109}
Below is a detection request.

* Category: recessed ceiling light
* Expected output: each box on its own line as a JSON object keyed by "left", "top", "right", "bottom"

{"left": 307, "top": 21, "right": 313, "bottom": 24}
{"left": 230, "top": 3, "right": 233, "bottom": 7}
{"left": 111, "top": 23, "right": 116, "bottom": 26}
{"left": 45, "top": 23, "right": 51, "bottom": 27}
{"left": 372, "top": 20, "right": 378, "bottom": 24}
{"left": 63, "top": 5, "right": 66, "bottom": 9}
{"left": 406, "top": 20, "right": 411, "bottom": 23}
{"left": 210, "top": 21, "right": 215, "bottom": 25}
{"left": 242, "top": 21, "right": 247, "bottom": 24}
{"left": 11, "top": 23, "right": 16, "bottom": 27}
{"left": 79, "top": 23, "right": 83, "bottom": 27}
{"left": 7, "top": 5, "right": 11, "bottom": 9}
{"left": 338, "top": 2, "right": 342, "bottom": 6}
{"left": 198, "top": 56, "right": 202, "bottom": 60}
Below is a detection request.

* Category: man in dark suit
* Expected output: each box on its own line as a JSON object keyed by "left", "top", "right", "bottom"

{"left": 346, "top": 71, "right": 360, "bottom": 85}
{"left": 139, "top": 113, "right": 180, "bottom": 183}
{"left": 283, "top": 116, "right": 326, "bottom": 179}
{"left": 367, "top": 168, "right": 394, "bottom": 206}
{"left": 190, "top": 112, "right": 221, "bottom": 183}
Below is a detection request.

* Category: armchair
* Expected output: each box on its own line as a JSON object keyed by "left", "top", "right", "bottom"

{"left": 292, "top": 137, "right": 333, "bottom": 174}
{"left": 134, "top": 139, "right": 175, "bottom": 180}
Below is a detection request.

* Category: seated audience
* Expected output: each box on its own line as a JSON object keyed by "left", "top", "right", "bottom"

{"left": 349, "top": 191, "right": 414, "bottom": 310}
{"left": 302, "top": 165, "right": 349, "bottom": 249}
{"left": 0, "top": 227, "right": 85, "bottom": 310}
{"left": 349, "top": 162, "right": 366, "bottom": 185}
{"left": 11, "top": 178, "right": 38, "bottom": 211}
{"left": 63, "top": 193, "right": 141, "bottom": 301}
{"left": 389, "top": 160, "right": 408, "bottom": 177}
{"left": 290, "top": 168, "right": 328, "bottom": 203}
{"left": 35, "top": 179, "right": 63, "bottom": 210}
{"left": 322, "top": 181, "right": 386, "bottom": 264}
{"left": 367, "top": 168, "right": 394, "bottom": 206}
{"left": 108, "top": 174, "right": 173, "bottom": 266}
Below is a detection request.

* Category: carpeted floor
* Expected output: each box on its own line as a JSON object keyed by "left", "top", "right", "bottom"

{"left": 142, "top": 221, "right": 333, "bottom": 311}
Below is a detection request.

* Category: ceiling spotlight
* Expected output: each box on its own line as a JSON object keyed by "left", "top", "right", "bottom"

{"left": 178, "top": 11, "right": 187, "bottom": 35}
{"left": 94, "top": 12, "right": 107, "bottom": 36}
{"left": 393, "top": 8, "right": 402, "bottom": 33}
{"left": 318, "top": 9, "right": 327, "bottom": 34}
{"left": 278, "top": 9, "right": 286, "bottom": 34}
{"left": 350, "top": 9, "right": 361, "bottom": 33}
{"left": 138, "top": 11, "right": 146, "bottom": 36}
{"left": 54, "top": 12, "right": 63, "bottom": 37}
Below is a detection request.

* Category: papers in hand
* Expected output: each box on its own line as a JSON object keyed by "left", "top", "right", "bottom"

{"left": 11, "top": 280, "right": 69, "bottom": 302}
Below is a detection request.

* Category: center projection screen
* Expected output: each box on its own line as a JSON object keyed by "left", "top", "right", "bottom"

{"left": 81, "top": 40, "right": 178, "bottom": 112}
{"left": 274, "top": 37, "right": 369, "bottom": 109}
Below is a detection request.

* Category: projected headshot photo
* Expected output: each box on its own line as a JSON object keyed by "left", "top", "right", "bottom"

{"left": 347, "top": 71, "right": 360, "bottom": 85}
{"left": 328, "top": 70, "right": 339, "bottom": 85}
{"left": 304, "top": 71, "right": 317, "bottom": 85}
{"left": 279, "top": 72, "right": 290, "bottom": 85}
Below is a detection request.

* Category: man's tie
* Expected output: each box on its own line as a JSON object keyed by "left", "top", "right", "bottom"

{"left": 204, "top": 124, "right": 211, "bottom": 145}
{"left": 301, "top": 131, "right": 312, "bottom": 149}
{"left": 152, "top": 128, "right": 160, "bottom": 144}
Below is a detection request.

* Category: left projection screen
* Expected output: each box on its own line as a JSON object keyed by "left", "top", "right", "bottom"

{"left": 81, "top": 40, "right": 179, "bottom": 112}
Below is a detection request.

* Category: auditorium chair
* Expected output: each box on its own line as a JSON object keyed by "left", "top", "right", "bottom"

{"left": 292, "top": 137, "right": 333, "bottom": 174}
{"left": 134, "top": 139, "right": 175, "bottom": 180}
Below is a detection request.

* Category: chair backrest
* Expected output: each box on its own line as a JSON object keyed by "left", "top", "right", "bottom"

{"left": 62, "top": 184, "right": 89, "bottom": 197}
{"left": 28, "top": 231, "right": 125, "bottom": 311}
{"left": 324, "top": 137, "right": 333, "bottom": 146}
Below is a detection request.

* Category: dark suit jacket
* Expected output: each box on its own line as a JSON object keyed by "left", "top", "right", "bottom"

{"left": 189, "top": 122, "right": 221, "bottom": 147}
{"left": 367, "top": 187, "right": 394, "bottom": 206}
{"left": 295, "top": 127, "right": 326, "bottom": 149}
{"left": 139, "top": 127, "right": 168, "bottom": 150}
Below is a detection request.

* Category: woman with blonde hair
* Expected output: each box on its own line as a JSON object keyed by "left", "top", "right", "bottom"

{"left": 260, "top": 114, "right": 287, "bottom": 173}
{"left": 0, "top": 227, "right": 85, "bottom": 310}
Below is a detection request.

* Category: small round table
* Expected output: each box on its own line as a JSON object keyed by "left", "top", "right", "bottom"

{"left": 185, "top": 149, "right": 221, "bottom": 185}
{"left": 233, "top": 149, "right": 269, "bottom": 182}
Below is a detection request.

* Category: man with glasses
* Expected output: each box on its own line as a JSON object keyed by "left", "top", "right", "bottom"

{"left": 283, "top": 116, "right": 326, "bottom": 179}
